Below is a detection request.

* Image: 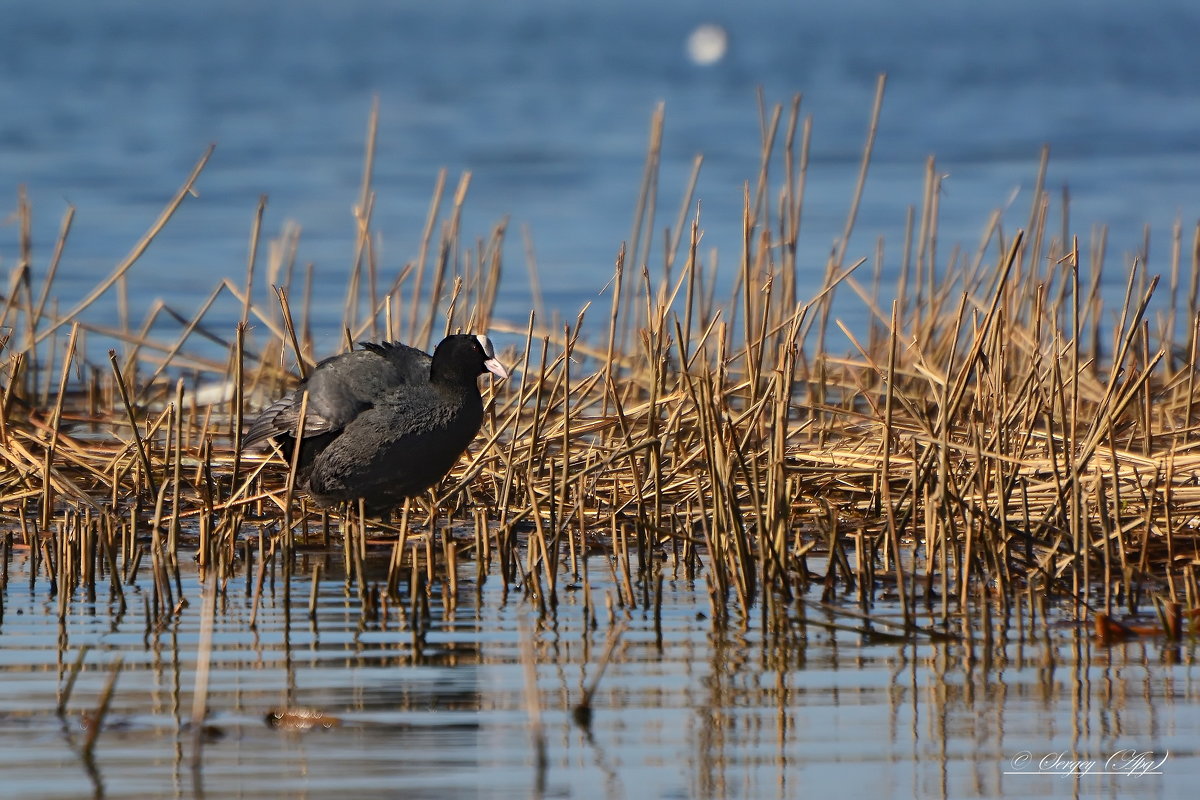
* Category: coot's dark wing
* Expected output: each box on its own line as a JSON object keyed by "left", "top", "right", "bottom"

{"left": 240, "top": 387, "right": 356, "bottom": 449}
{"left": 242, "top": 390, "right": 311, "bottom": 448}
{"left": 241, "top": 341, "right": 432, "bottom": 451}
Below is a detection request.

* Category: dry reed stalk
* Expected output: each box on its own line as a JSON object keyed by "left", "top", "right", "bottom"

{"left": 108, "top": 350, "right": 157, "bottom": 499}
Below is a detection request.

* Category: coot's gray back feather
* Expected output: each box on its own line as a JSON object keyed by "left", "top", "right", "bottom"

{"left": 242, "top": 341, "right": 432, "bottom": 448}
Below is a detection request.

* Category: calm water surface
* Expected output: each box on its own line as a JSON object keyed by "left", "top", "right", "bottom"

{"left": 0, "top": 545, "right": 1195, "bottom": 799}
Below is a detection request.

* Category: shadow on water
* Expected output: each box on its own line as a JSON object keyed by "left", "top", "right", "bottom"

{"left": 0, "top": 537, "right": 1194, "bottom": 800}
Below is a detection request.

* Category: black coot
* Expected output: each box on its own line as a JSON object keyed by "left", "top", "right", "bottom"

{"left": 243, "top": 340, "right": 433, "bottom": 481}
{"left": 245, "top": 334, "right": 507, "bottom": 512}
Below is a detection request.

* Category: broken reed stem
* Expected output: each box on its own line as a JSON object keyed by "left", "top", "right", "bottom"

{"left": 108, "top": 349, "right": 158, "bottom": 499}
{"left": 41, "top": 323, "right": 80, "bottom": 530}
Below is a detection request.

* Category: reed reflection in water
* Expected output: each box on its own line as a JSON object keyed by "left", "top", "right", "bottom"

{"left": 0, "top": 544, "right": 1194, "bottom": 799}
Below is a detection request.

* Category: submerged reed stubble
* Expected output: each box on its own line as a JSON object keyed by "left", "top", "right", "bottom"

{"left": 2, "top": 83, "right": 1199, "bottom": 639}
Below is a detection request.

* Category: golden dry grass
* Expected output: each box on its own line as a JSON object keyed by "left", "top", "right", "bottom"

{"left": 2, "top": 82, "right": 1199, "bottom": 635}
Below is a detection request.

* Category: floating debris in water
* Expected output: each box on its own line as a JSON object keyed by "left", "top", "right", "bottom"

{"left": 265, "top": 708, "right": 342, "bottom": 732}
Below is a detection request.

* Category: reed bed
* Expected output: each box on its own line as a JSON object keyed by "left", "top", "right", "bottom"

{"left": 3, "top": 83, "right": 1200, "bottom": 639}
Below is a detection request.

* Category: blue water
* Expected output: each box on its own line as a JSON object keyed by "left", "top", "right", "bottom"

{"left": 0, "top": 548, "right": 1196, "bottom": 800}
{"left": 3, "top": 0, "right": 1199, "bottom": 348}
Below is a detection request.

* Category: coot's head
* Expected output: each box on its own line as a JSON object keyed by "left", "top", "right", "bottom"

{"left": 430, "top": 334, "right": 509, "bottom": 384}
